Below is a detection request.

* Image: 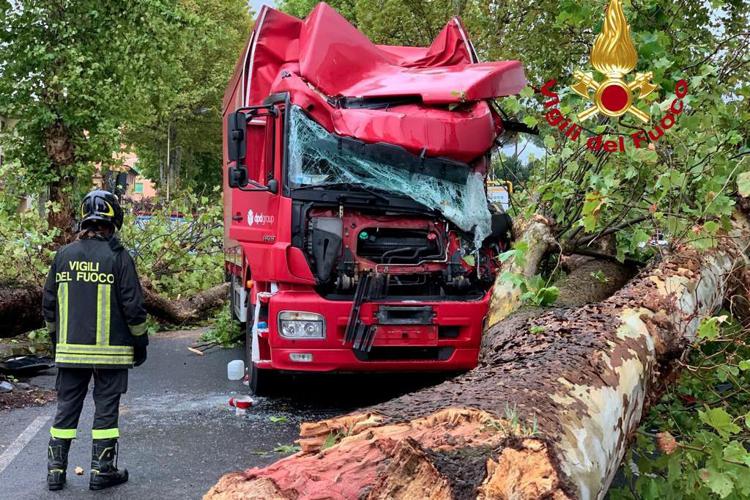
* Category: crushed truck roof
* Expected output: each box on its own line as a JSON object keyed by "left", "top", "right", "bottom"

{"left": 223, "top": 2, "right": 526, "bottom": 163}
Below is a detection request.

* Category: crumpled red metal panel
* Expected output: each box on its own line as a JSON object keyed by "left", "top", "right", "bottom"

{"left": 234, "top": 2, "right": 526, "bottom": 163}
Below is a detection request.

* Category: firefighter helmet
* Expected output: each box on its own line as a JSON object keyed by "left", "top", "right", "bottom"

{"left": 80, "top": 190, "right": 123, "bottom": 230}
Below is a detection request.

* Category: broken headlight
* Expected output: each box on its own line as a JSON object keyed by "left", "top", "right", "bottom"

{"left": 278, "top": 311, "right": 326, "bottom": 339}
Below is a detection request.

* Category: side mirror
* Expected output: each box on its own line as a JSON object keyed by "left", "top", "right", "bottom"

{"left": 227, "top": 111, "right": 247, "bottom": 162}
{"left": 227, "top": 165, "right": 247, "bottom": 188}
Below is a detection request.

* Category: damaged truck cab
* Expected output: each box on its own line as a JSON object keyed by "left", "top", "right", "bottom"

{"left": 223, "top": 3, "right": 526, "bottom": 394}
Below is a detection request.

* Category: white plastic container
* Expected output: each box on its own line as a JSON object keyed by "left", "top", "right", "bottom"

{"left": 227, "top": 359, "right": 245, "bottom": 381}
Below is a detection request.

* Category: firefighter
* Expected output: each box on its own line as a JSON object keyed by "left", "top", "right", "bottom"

{"left": 42, "top": 190, "right": 148, "bottom": 491}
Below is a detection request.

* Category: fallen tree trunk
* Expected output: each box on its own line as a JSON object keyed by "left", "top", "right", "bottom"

{"left": 0, "top": 281, "right": 229, "bottom": 337}
{"left": 140, "top": 280, "right": 230, "bottom": 325}
{"left": 0, "top": 286, "right": 44, "bottom": 336}
{"left": 205, "top": 213, "right": 749, "bottom": 500}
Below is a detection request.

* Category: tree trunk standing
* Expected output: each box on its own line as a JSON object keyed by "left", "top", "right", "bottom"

{"left": 47, "top": 180, "right": 75, "bottom": 242}
{"left": 205, "top": 211, "right": 750, "bottom": 500}
{"left": 44, "top": 121, "right": 77, "bottom": 243}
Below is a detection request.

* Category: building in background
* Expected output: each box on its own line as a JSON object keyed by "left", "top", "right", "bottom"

{"left": 94, "top": 148, "right": 157, "bottom": 201}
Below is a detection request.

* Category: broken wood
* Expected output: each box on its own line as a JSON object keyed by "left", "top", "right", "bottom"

{"left": 0, "top": 281, "right": 229, "bottom": 337}
{"left": 205, "top": 212, "right": 749, "bottom": 500}
{"left": 487, "top": 215, "right": 557, "bottom": 327}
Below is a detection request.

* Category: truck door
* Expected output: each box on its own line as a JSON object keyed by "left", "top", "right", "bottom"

{"left": 228, "top": 109, "right": 280, "bottom": 245}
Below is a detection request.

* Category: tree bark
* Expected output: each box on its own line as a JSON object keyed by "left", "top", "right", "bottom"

{"left": 204, "top": 212, "right": 749, "bottom": 500}
{"left": 0, "top": 281, "right": 229, "bottom": 337}
{"left": 44, "top": 121, "right": 77, "bottom": 244}
{"left": 140, "top": 280, "right": 230, "bottom": 325}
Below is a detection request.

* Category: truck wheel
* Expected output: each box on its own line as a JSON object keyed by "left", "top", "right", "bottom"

{"left": 249, "top": 360, "right": 276, "bottom": 397}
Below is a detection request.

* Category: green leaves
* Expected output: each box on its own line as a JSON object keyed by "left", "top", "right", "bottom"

{"left": 528, "top": 286, "right": 560, "bottom": 307}
{"left": 119, "top": 191, "right": 225, "bottom": 299}
{"left": 699, "top": 469, "right": 734, "bottom": 498}
{"left": 581, "top": 192, "right": 605, "bottom": 232}
{"left": 699, "top": 407, "right": 741, "bottom": 440}
{"left": 612, "top": 307, "right": 750, "bottom": 499}
{"left": 520, "top": 275, "right": 559, "bottom": 307}
{"left": 590, "top": 270, "right": 610, "bottom": 283}
{"left": 201, "top": 304, "right": 242, "bottom": 347}
{"left": 697, "top": 315, "right": 728, "bottom": 340}
{"left": 722, "top": 441, "right": 750, "bottom": 467}
{"left": 272, "top": 443, "right": 300, "bottom": 454}
{"left": 0, "top": 0, "right": 252, "bottom": 205}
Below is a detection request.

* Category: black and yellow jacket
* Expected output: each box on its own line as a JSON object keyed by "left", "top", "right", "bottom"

{"left": 42, "top": 235, "right": 148, "bottom": 369}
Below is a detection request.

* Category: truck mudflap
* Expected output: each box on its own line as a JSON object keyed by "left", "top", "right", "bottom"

{"left": 343, "top": 272, "right": 374, "bottom": 349}
{"left": 344, "top": 274, "right": 440, "bottom": 353}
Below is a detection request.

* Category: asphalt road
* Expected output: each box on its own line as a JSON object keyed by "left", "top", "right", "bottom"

{"left": 0, "top": 328, "right": 445, "bottom": 500}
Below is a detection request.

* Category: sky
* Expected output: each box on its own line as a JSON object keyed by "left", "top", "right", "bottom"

{"left": 249, "top": 0, "right": 276, "bottom": 15}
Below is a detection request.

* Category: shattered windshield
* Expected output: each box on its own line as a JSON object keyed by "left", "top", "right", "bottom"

{"left": 287, "top": 105, "right": 491, "bottom": 246}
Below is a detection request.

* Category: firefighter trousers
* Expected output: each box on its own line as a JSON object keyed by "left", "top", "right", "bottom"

{"left": 50, "top": 368, "right": 128, "bottom": 440}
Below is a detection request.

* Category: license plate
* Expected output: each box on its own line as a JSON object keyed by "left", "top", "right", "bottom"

{"left": 372, "top": 325, "right": 438, "bottom": 346}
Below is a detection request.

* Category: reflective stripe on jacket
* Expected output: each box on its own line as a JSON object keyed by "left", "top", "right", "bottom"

{"left": 42, "top": 235, "right": 148, "bottom": 369}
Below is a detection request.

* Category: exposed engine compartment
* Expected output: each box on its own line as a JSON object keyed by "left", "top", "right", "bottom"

{"left": 296, "top": 205, "right": 511, "bottom": 300}
{"left": 357, "top": 228, "right": 441, "bottom": 264}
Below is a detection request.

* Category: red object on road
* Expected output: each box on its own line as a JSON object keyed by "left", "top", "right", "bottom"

{"left": 222, "top": 3, "right": 523, "bottom": 395}
{"left": 229, "top": 397, "right": 253, "bottom": 409}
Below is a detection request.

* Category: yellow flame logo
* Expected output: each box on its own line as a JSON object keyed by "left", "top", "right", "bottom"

{"left": 591, "top": 0, "right": 638, "bottom": 76}
{"left": 570, "top": 0, "right": 658, "bottom": 123}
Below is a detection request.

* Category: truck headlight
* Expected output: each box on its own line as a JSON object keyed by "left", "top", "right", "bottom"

{"left": 278, "top": 311, "right": 325, "bottom": 339}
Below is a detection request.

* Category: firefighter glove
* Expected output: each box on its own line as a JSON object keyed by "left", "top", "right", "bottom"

{"left": 134, "top": 346, "right": 147, "bottom": 367}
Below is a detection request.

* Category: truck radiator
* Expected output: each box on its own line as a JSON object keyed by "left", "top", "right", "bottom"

{"left": 357, "top": 228, "right": 440, "bottom": 264}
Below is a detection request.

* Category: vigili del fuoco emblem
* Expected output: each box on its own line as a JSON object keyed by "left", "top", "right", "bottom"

{"left": 570, "top": 0, "right": 658, "bottom": 123}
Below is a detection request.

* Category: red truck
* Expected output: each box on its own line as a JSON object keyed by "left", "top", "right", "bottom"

{"left": 222, "top": 3, "right": 526, "bottom": 395}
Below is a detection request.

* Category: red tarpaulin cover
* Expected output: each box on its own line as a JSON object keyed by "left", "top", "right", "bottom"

{"left": 224, "top": 2, "right": 526, "bottom": 163}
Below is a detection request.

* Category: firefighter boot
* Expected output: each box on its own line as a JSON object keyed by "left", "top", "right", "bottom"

{"left": 89, "top": 439, "right": 129, "bottom": 490}
{"left": 47, "top": 437, "right": 72, "bottom": 491}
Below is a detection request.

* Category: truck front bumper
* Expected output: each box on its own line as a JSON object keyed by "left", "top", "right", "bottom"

{"left": 259, "top": 289, "right": 489, "bottom": 373}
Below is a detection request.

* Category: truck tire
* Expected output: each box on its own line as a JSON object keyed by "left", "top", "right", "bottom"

{"left": 249, "top": 360, "right": 277, "bottom": 397}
